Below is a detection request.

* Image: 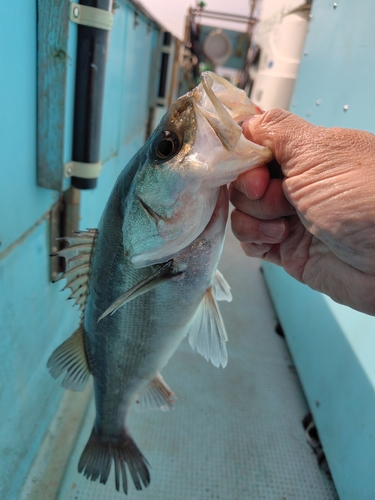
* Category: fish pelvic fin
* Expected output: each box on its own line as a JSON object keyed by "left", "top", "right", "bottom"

{"left": 47, "top": 326, "right": 91, "bottom": 391}
{"left": 78, "top": 428, "right": 151, "bottom": 494}
{"left": 213, "top": 269, "right": 232, "bottom": 302}
{"left": 187, "top": 286, "right": 228, "bottom": 368}
{"left": 51, "top": 229, "right": 97, "bottom": 319}
{"left": 98, "top": 260, "right": 175, "bottom": 322}
{"left": 135, "top": 373, "right": 176, "bottom": 412}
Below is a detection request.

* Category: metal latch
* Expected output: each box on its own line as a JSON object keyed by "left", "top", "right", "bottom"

{"left": 69, "top": 2, "right": 113, "bottom": 31}
{"left": 64, "top": 161, "right": 103, "bottom": 179}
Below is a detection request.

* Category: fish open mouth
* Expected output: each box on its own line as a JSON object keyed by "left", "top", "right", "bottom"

{"left": 193, "top": 71, "right": 271, "bottom": 157}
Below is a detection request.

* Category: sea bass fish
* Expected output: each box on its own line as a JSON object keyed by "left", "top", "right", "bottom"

{"left": 48, "top": 72, "right": 272, "bottom": 494}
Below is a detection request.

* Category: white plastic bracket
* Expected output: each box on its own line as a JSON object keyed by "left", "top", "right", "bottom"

{"left": 69, "top": 2, "right": 113, "bottom": 31}
{"left": 64, "top": 161, "right": 103, "bottom": 179}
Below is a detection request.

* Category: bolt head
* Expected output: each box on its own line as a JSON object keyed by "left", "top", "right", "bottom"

{"left": 73, "top": 7, "right": 79, "bottom": 18}
{"left": 343, "top": 104, "right": 349, "bottom": 111}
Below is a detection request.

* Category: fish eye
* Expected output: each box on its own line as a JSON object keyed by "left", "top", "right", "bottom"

{"left": 155, "top": 131, "right": 180, "bottom": 160}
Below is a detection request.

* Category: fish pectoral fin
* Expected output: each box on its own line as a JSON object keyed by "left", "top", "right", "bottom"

{"left": 78, "top": 427, "right": 150, "bottom": 494}
{"left": 98, "top": 260, "right": 175, "bottom": 322}
{"left": 213, "top": 269, "right": 232, "bottom": 302}
{"left": 187, "top": 287, "right": 228, "bottom": 368}
{"left": 135, "top": 374, "right": 176, "bottom": 412}
{"left": 47, "top": 326, "right": 91, "bottom": 391}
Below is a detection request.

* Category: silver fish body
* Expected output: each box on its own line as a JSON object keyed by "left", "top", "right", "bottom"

{"left": 48, "top": 72, "right": 272, "bottom": 494}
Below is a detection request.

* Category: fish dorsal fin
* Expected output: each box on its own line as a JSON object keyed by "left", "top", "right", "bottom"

{"left": 187, "top": 287, "right": 228, "bottom": 368}
{"left": 98, "top": 260, "right": 175, "bottom": 322}
{"left": 52, "top": 229, "right": 97, "bottom": 318}
{"left": 213, "top": 269, "right": 232, "bottom": 302}
{"left": 47, "top": 326, "right": 91, "bottom": 391}
{"left": 135, "top": 374, "right": 176, "bottom": 412}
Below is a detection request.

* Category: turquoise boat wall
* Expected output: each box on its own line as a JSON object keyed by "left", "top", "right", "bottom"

{"left": 290, "top": 1, "right": 375, "bottom": 132}
{"left": 1, "top": 1, "right": 58, "bottom": 253}
{"left": 0, "top": 1, "right": 177, "bottom": 498}
{"left": 262, "top": 1, "right": 375, "bottom": 499}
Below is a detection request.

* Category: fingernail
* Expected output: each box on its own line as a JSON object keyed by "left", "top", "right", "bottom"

{"left": 260, "top": 220, "right": 285, "bottom": 240}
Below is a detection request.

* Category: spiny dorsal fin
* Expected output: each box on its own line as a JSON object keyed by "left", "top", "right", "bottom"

{"left": 47, "top": 326, "right": 91, "bottom": 391}
{"left": 135, "top": 374, "right": 176, "bottom": 412}
{"left": 187, "top": 287, "right": 228, "bottom": 368}
{"left": 52, "top": 229, "right": 97, "bottom": 316}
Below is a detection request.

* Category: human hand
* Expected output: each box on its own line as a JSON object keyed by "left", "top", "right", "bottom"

{"left": 230, "top": 109, "right": 375, "bottom": 315}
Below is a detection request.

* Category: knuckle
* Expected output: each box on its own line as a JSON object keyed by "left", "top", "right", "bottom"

{"left": 260, "top": 108, "right": 292, "bottom": 127}
{"left": 241, "top": 242, "right": 273, "bottom": 258}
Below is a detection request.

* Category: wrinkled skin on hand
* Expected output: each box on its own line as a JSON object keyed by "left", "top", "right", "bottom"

{"left": 230, "top": 108, "right": 375, "bottom": 315}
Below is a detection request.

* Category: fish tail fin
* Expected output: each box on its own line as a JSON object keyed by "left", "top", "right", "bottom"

{"left": 78, "top": 428, "right": 151, "bottom": 494}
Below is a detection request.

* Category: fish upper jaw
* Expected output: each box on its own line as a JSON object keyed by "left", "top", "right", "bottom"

{"left": 192, "top": 71, "right": 273, "bottom": 187}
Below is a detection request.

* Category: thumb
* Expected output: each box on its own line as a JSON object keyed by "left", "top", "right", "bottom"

{"left": 243, "top": 108, "right": 316, "bottom": 169}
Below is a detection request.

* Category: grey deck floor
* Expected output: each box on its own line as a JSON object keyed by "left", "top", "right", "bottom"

{"left": 56, "top": 230, "right": 338, "bottom": 500}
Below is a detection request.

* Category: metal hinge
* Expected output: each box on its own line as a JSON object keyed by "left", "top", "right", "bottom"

{"left": 69, "top": 2, "right": 113, "bottom": 31}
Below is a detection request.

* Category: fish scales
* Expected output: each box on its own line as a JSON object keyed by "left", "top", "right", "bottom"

{"left": 48, "top": 72, "right": 273, "bottom": 494}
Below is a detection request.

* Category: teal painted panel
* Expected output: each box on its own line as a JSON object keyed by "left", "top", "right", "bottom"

{"left": 262, "top": 263, "right": 375, "bottom": 500}
{"left": 262, "top": 1, "right": 375, "bottom": 498}
{"left": 118, "top": 5, "right": 159, "bottom": 148}
{"left": 0, "top": 0, "right": 57, "bottom": 252}
{"left": 99, "top": 3, "right": 129, "bottom": 164}
{"left": 291, "top": 0, "right": 375, "bottom": 132}
{"left": 0, "top": 220, "right": 80, "bottom": 500}
{"left": 37, "top": 0, "right": 77, "bottom": 190}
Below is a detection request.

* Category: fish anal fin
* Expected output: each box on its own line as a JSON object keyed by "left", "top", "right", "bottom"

{"left": 78, "top": 428, "right": 150, "bottom": 494}
{"left": 188, "top": 287, "right": 228, "bottom": 368}
{"left": 135, "top": 374, "right": 176, "bottom": 412}
{"left": 47, "top": 326, "right": 91, "bottom": 391}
